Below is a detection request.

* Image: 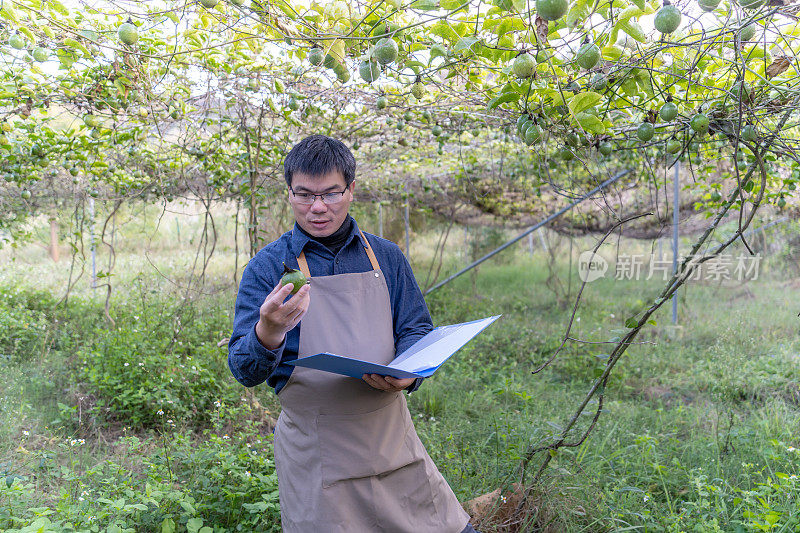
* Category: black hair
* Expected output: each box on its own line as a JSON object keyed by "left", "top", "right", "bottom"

{"left": 283, "top": 135, "right": 356, "bottom": 188}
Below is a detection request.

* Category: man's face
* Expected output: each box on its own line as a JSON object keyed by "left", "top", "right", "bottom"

{"left": 289, "top": 170, "right": 354, "bottom": 238}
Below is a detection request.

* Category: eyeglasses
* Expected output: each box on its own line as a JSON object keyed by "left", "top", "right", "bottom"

{"left": 289, "top": 186, "right": 349, "bottom": 205}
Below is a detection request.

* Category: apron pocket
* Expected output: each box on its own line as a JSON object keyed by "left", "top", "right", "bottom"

{"left": 318, "top": 395, "right": 416, "bottom": 488}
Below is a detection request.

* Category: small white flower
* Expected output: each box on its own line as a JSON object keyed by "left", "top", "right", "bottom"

{"left": 245, "top": 471, "right": 251, "bottom": 477}
{"left": 166, "top": 419, "right": 173, "bottom": 424}
{"left": 138, "top": 362, "right": 144, "bottom": 367}
{"left": 124, "top": 362, "right": 129, "bottom": 367}
{"left": 157, "top": 410, "right": 164, "bottom": 416}
{"left": 78, "top": 497, "right": 84, "bottom": 501}
{"left": 22, "top": 430, "right": 29, "bottom": 436}
{"left": 787, "top": 447, "right": 796, "bottom": 452}
{"left": 214, "top": 401, "right": 221, "bottom": 408}
{"left": 222, "top": 434, "right": 230, "bottom": 440}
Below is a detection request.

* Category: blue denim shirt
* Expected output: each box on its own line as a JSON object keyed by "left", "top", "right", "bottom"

{"left": 228, "top": 216, "right": 431, "bottom": 394}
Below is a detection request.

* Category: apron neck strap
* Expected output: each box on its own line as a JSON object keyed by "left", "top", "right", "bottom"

{"left": 296, "top": 229, "right": 380, "bottom": 278}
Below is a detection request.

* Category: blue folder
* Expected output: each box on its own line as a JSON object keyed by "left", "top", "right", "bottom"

{"left": 285, "top": 315, "right": 501, "bottom": 379}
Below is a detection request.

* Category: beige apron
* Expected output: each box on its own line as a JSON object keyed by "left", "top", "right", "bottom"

{"left": 273, "top": 232, "right": 470, "bottom": 533}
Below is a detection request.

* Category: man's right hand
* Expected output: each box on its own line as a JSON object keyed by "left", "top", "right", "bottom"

{"left": 255, "top": 282, "right": 311, "bottom": 350}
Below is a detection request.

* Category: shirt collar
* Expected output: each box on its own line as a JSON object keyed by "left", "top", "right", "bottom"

{"left": 290, "top": 215, "right": 366, "bottom": 256}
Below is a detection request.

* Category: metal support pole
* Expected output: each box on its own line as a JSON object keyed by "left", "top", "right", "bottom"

{"left": 538, "top": 227, "right": 548, "bottom": 252}
{"left": 378, "top": 203, "right": 383, "bottom": 239}
{"left": 424, "top": 168, "right": 632, "bottom": 296}
{"left": 528, "top": 232, "right": 534, "bottom": 256}
{"left": 672, "top": 160, "right": 679, "bottom": 324}
{"left": 89, "top": 197, "right": 96, "bottom": 290}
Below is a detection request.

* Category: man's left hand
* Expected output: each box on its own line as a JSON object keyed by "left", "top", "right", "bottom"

{"left": 362, "top": 374, "right": 415, "bottom": 392}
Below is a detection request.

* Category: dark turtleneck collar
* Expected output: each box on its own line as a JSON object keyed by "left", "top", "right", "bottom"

{"left": 296, "top": 215, "right": 354, "bottom": 256}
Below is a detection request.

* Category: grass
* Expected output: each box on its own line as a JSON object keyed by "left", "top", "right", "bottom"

{"left": 1, "top": 207, "right": 799, "bottom": 531}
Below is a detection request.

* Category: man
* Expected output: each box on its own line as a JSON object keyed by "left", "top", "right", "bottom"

{"left": 228, "top": 135, "right": 479, "bottom": 532}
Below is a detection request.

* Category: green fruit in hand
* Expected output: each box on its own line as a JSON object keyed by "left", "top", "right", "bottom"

{"left": 411, "top": 82, "right": 425, "bottom": 100}
{"left": 739, "top": 23, "right": 756, "bottom": 42}
{"left": 512, "top": 53, "right": 536, "bottom": 78}
{"left": 741, "top": 124, "right": 757, "bottom": 142}
{"left": 654, "top": 4, "right": 681, "bottom": 34}
{"left": 575, "top": 42, "right": 600, "bottom": 70}
{"left": 376, "top": 96, "right": 387, "bottom": 109}
{"left": 359, "top": 59, "right": 380, "bottom": 83}
{"left": 697, "top": 0, "right": 720, "bottom": 11}
{"left": 432, "top": 125, "right": 443, "bottom": 136}
{"left": 659, "top": 102, "right": 678, "bottom": 121}
{"left": 118, "top": 22, "right": 138, "bottom": 45}
{"left": 9, "top": 34, "right": 25, "bottom": 50}
{"left": 690, "top": 113, "right": 709, "bottom": 134}
{"left": 536, "top": 0, "right": 568, "bottom": 21}
{"left": 637, "top": 123, "right": 654, "bottom": 141}
{"left": 280, "top": 264, "right": 308, "bottom": 294}
{"left": 32, "top": 47, "right": 49, "bottom": 62}
{"left": 308, "top": 48, "right": 324, "bottom": 66}
{"left": 200, "top": 0, "right": 219, "bottom": 8}
{"left": 598, "top": 142, "right": 612, "bottom": 156}
{"left": 373, "top": 38, "right": 398, "bottom": 66}
{"left": 666, "top": 138, "right": 682, "bottom": 154}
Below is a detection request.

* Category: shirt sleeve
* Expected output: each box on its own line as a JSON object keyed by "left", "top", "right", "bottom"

{"left": 389, "top": 248, "right": 433, "bottom": 394}
{"left": 228, "top": 258, "right": 284, "bottom": 387}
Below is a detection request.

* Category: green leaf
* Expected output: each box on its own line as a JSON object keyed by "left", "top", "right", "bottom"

{"left": 631, "top": 0, "right": 645, "bottom": 8}
{"left": 453, "top": 36, "right": 479, "bottom": 53}
{"left": 568, "top": 91, "right": 602, "bottom": 115}
{"left": 430, "top": 44, "right": 448, "bottom": 61}
{"left": 430, "top": 22, "right": 460, "bottom": 44}
{"left": 487, "top": 92, "right": 520, "bottom": 109}
{"left": 619, "top": 20, "right": 646, "bottom": 43}
{"left": 49, "top": 0, "right": 70, "bottom": 15}
{"left": 412, "top": 0, "right": 439, "bottom": 10}
{"left": 160, "top": 518, "right": 176, "bottom": 533}
{"left": 187, "top": 518, "right": 203, "bottom": 533}
{"left": 625, "top": 317, "right": 639, "bottom": 328}
{"left": 575, "top": 112, "right": 606, "bottom": 134}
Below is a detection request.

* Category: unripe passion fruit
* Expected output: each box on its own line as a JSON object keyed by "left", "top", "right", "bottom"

{"left": 512, "top": 53, "right": 536, "bottom": 78}
{"left": 376, "top": 96, "right": 387, "bottom": 109}
{"left": 637, "top": 123, "right": 654, "bottom": 142}
{"left": 598, "top": 142, "right": 613, "bottom": 156}
{"left": 359, "top": 60, "right": 380, "bottom": 83}
{"left": 308, "top": 48, "right": 324, "bottom": 66}
{"left": 373, "top": 38, "right": 398, "bottom": 65}
{"left": 118, "top": 22, "right": 139, "bottom": 45}
{"left": 536, "top": 0, "right": 568, "bottom": 21}
{"left": 666, "top": 138, "right": 682, "bottom": 154}
{"left": 654, "top": 5, "right": 681, "bottom": 34}
{"left": 659, "top": 102, "right": 678, "bottom": 121}
{"left": 280, "top": 264, "right": 308, "bottom": 294}
{"left": 741, "top": 125, "right": 757, "bottom": 142}
{"left": 575, "top": 42, "right": 600, "bottom": 70}
{"left": 739, "top": 24, "right": 756, "bottom": 42}
{"left": 690, "top": 113, "right": 709, "bottom": 134}
{"left": 697, "top": 0, "right": 720, "bottom": 11}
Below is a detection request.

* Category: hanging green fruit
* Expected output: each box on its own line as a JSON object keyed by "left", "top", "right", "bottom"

{"left": 9, "top": 34, "right": 26, "bottom": 50}
{"left": 637, "top": 123, "right": 654, "bottom": 142}
{"left": 741, "top": 125, "right": 757, "bottom": 142}
{"left": 376, "top": 96, "right": 387, "bottom": 109}
{"left": 118, "top": 22, "right": 139, "bottom": 45}
{"left": 512, "top": 53, "right": 536, "bottom": 78}
{"left": 697, "top": 0, "right": 720, "bottom": 11}
{"left": 373, "top": 38, "right": 399, "bottom": 65}
{"left": 575, "top": 41, "right": 600, "bottom": 70}
{"left": 411, "top": 82, "right": 425, "bottom": 99}
{"left": 598, "top": 142, "right": 613, "bottom": 156}
{"left": 666, "top": 138, "right": 682, "bottom": 154}
{"left": 659, "top": 102, "right": 678, "bottom": 121}
{"left": 536, "top": 0, "right": 569, "bottom": 21}
{"left": 654, "top": 2, "right": 681, "bottom": 34}
{"left": 690, "top": 113, "right": 709, "bottom": 134}
{"left": 359, "top": 59, "right": 380, "bottom": 83}
{"left": 308, "top": 48, "right": 324, "bottom": 66}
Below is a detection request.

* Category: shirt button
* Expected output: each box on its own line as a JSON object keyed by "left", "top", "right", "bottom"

{"left": 374, "top": 272, "right": 379, "bottom": 278}
{"left": 335, "top": 258, "right": 340, "bottom": 264}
